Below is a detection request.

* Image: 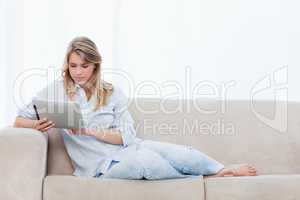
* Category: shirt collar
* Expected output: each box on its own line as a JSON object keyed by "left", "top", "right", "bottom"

{"left": 74, "top": 83, "right": 82, "bottom": 91}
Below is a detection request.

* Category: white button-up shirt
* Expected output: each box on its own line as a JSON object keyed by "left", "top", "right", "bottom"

{"left": 17, "top": 79, "right": 142, "bottom": 177}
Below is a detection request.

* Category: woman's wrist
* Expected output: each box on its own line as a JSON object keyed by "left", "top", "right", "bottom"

{"left": 87, "top": 129, "right": 106, "bottom": 140}
{"left": 85, "top": 129, "right": 96, "bottom": 137}
{"left": 32, "top": 120, "right": 38, "bottom": 129}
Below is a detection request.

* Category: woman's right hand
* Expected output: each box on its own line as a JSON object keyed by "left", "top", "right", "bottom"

{"left": 33, "top": 118, "right": 55, "bottom": 132}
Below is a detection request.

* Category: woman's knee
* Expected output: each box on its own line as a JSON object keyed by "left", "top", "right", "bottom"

{"left": 137, "top": 148, "right": 185, "bottom": 180}
{"left": 102, "top": 153, "right": 144, "bottom": 179}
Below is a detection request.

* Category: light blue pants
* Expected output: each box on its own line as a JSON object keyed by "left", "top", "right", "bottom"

{"left": 97, "top": 140, "right": 224, "bottom": 180}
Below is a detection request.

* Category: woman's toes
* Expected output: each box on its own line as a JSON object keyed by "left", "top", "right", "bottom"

{"left": 249, "top": 167, "right": 258, "bottom": 175}
{"left": 247, "top": 167, "right": 257, "bottom": 175}
{"left": 228, "top": 164, "right": 258, "bottom": 176}
{"left": 250, "top": 171, "right": 258, "bottom": 176}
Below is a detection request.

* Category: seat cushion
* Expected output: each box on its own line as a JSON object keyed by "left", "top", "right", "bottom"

{"left": 204, "top": 174, "right": 300, "bottom": 200}
{"left": 43, "top": 175, "right": 204, "bottom": 200}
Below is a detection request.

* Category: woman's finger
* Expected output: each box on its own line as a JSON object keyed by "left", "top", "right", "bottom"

{"left": 35, "top": 119, "right": 48, "bottom": 130}
{"left": 37, "top": 121, "right": 54, "bottom": 131}
{"left": 40, "top": 123, "right": 55, "bottom": 132}
{"left": 37, "top": 118, "right": 48, "bottom": 125}
{"left": 68, "top": 129, "right": 76, "bottom": 135}
{"left": 41, "top": 123, "right": 56, "bottom": 132}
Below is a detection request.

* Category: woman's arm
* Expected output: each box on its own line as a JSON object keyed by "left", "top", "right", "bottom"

{"left": 69, "top": 128, "right": 123, "bottom": 145}
{"left": 88, "top": 128, "right": 123, "bottom": 145}
{"left": 14, "top": 117, "right": 56, "bottom": 132}
{"left": 69, "top": 86, "right": 136, "bottom": 146}
{"left": 14, "top": 117, "right": 36, "bottom": 128}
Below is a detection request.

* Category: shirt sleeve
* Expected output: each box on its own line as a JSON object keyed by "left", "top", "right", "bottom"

{"left": 16, "top": 81, "right": 57, "bottom": 120}
{"left": 110, "top": 87, "right": 137, "bottom": 147}
{"left": 16, "top": 97, "right": 37, "bottom": 120}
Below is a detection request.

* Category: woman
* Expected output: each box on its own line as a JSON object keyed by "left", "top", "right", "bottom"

{"left": 14, "top": 36, "right": 257, "bottom": 179}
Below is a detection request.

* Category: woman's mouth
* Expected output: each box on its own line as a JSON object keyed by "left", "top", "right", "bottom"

{"left": 74, "top": 78, "right": 85, "bottom": 81}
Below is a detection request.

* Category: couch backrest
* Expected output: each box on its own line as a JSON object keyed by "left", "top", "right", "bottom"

{"left": 47, "top": 99, "right": 300, "bottom": 175}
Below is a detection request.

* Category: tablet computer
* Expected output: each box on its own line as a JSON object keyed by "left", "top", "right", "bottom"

{"left": 32, "top": 99, "right": 85, "bottom": 129}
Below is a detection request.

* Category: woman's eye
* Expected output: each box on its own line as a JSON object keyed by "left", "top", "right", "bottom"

{"left": 70, "top": 64, "right": 76, "bottom": 68}
{"left": 82, "top": 65, "right": 89, "bottom": 68}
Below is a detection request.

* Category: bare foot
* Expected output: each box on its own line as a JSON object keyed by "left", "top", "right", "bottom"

{"left": 226, "top": 164, "right": 257, "bottom": 176}
{"left": 205, "top": 164, "right": 258, "bottom": 178}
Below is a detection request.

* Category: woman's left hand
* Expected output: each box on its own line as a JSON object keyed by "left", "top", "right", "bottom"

{"left": 68, "top": 128, "right": 94, "bottom": 136}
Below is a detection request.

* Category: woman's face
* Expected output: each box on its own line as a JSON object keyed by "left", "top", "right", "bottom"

{"left": 68, "top": 52, "right": 95, "bottom": 86}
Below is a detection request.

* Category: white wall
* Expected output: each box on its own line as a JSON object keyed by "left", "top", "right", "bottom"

{"left": 3, "top": 0, "right": 116, "bottom": 126}
{"left": 114, "top": 0, "right": 290, "bottom": 100}
{"left": 0, "top": 0, "right": 7, "bottom": 127}
{"left": 288, "top": 0, "right": 300, "bottom": 102}
{"left": 0, "top": 0, "right": 297, "bottom": 127}
{"left": 1, "top": 0, "right": 24, "bottom": 127}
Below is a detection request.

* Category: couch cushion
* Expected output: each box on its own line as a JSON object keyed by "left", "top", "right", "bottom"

{"left": 47, "top": 128, "right": 74, "bottom": 175}
{"left": 43, "top": 175, "right": 204, "bottom": 200}
{"left": 204, "top": 175, "right": 300, "bottom": 200}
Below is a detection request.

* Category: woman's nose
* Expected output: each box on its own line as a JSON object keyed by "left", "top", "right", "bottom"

{"left": 75, "top": 68, "right": 82, "bottom": 75}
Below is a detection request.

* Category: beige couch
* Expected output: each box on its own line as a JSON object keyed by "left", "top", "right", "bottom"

{"left": 1, "top": 99, "right": 300, "bottom": 200}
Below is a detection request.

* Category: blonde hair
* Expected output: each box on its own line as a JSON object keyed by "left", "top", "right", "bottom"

{"left": 62, "top": 36, "right": 113, "bottom": 111}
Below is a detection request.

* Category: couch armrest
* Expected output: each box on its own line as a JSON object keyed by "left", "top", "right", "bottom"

{"left": 0, "top": 127, "right": 48, "bottom": 200}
